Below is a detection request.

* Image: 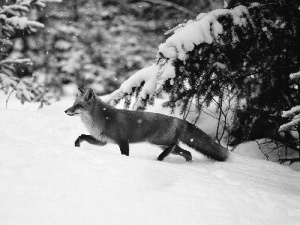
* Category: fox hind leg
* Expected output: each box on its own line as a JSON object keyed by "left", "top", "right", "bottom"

{"left": 171, "top": 145, "right": 192, "bottom": 162}
{"left": 158, "top": 145, "right": 192, "bottom": 162}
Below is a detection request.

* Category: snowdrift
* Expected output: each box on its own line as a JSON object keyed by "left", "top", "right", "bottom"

{"left": 0, "top": 98, "right": 300, "bottom": 225}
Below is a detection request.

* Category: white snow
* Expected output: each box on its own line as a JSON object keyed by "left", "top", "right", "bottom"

{"left": 1, "top": 5, "right": 29, "bottom": 15}
{"left": 290, "top": 71, "right": 300, "bottom": 80}
{"left": 6, "top": 16, "right": 44, "bottom": 31}
{"left": 196, "top": 13, "right": 207, "bottom": 21}
{"left": 0, "top": 72, "right": 18, "bottom": 88}
{"left": 1, "top": 96, "right": 300, "bottom": 225}
{"left": 156, "top": 59, "right": 176, "bottom": 92}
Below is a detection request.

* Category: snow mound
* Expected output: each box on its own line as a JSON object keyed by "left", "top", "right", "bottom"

{"left": 0, "top": 99, "right": 300, "bottom": 225}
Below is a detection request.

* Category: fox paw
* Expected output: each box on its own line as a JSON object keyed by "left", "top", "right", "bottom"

{"left": 185, "top": 155, "right": 193, "bottom": 162}
{"left": 182, "top": 151, "right": 193, "bottom": 162}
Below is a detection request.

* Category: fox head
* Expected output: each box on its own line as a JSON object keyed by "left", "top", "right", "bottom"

{"left": 65, "top": 88, "right": 96, "bottom": 116}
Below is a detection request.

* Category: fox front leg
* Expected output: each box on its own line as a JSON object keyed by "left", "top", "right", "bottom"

{"left": 75, "top": 134, "right": 107, "bottom": 147}
{"left": 118, "top": 141, "right": 129, "bottom": 156}
{"left": 157, "top": 145, "right": 176, "bottom": 161}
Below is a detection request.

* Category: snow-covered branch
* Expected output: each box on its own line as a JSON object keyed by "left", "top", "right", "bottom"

{"left": 0, "top": 0, "right": 47, "bottom": 37}
{"left": 0, "top": 5, "right": 29, "bottom": 15}
{"left": 158, "top": 5, "right": 248, "bottom": 61}
{"left": 282, "top": 105, "right": 300, "bottom": 118}
{"left": 107, "top": 5, "right": 250, "bottom": 108}
{"left": 290, "top": 71, "right": 300, "bottom": 80}
{"left": 4, "top": 16, "right": 44, "bottom": 31}
{"left": 0, "top": 0, "right": 49, "bottom": 16}
{"left": 279, "top": 116, "right": 300, "bottom": 132}
{"left": 0, "top": 58, "right": 32, "bottom": 65}
{"left": 279, "top": 71, "right": 300, "bottom": 132}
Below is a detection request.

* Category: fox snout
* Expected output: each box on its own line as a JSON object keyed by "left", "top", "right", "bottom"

{"left": 65, "top": 107, "right": 77, "bottom": 116}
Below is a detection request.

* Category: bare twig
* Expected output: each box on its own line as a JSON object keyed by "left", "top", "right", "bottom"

{"left": 192, "top": 111, "right": 201, "bottom": 125}
{"left": 5, "top": 79, "right": 21, "bottom": 108}
{"left": 215, "top": 98, "right": 223, "bottom": 144}
{"left": 255, "top": 140, "right": 270, "bottom": 161}
{"left": 183, "top": 96, "right": 194, "bottom": 120}
{"left": 212, "top": 96, "right": 231, "bottom": 144}
{"left": 279, "top": 158, "right": 300, "bottom": 165}
{"left": 143, "top": 0, "right": 197, "bottom": 17}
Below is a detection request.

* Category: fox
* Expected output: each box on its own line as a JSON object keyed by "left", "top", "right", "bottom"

{"left": 65, "top": 88, "right": 229, "bottom": 162}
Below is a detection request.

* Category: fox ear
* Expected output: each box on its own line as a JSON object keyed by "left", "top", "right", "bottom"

{"left": 78, "top": 87, "right": 84, "bottom": 95}
{"left": 83, "top": 88, "right": 95, "bottom": 101}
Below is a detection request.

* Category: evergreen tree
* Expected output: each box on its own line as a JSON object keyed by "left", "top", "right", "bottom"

{"left": 0, "top": 0, "right": 59, "bottom": 106}
{"left": 13, "top": 0, "right": 226, "bottom": 99}
{"left": 17, "top": 0, "right": 172, "bottom": 97}
{"left": 108, "top": 0, "right": 300, "bottom": 156}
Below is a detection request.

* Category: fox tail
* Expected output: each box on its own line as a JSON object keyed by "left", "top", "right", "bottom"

{"left": 179, "top": 122, "right": 229, "bottom": 161}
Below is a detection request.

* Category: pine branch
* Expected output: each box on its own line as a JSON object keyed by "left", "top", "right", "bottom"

{"left": 0, "top": 0, "right": 60, "bottom": 106}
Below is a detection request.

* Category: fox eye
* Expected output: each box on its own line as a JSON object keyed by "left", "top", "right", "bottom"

{"left": 75, "top": 104, "right": 84, "bottom": 109}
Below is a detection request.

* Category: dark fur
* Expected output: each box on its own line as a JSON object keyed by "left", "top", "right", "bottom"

{"left": 65, "top": 88, "right": 229, "bottom": 162}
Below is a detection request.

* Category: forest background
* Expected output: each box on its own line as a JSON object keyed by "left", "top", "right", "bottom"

{"left": 1, "top": 0, "right": 222, "bottom": 102}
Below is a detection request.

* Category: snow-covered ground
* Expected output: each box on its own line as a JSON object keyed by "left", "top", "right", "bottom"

{"left": 1, "top": 96, "right": 300, "bottom": 225}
